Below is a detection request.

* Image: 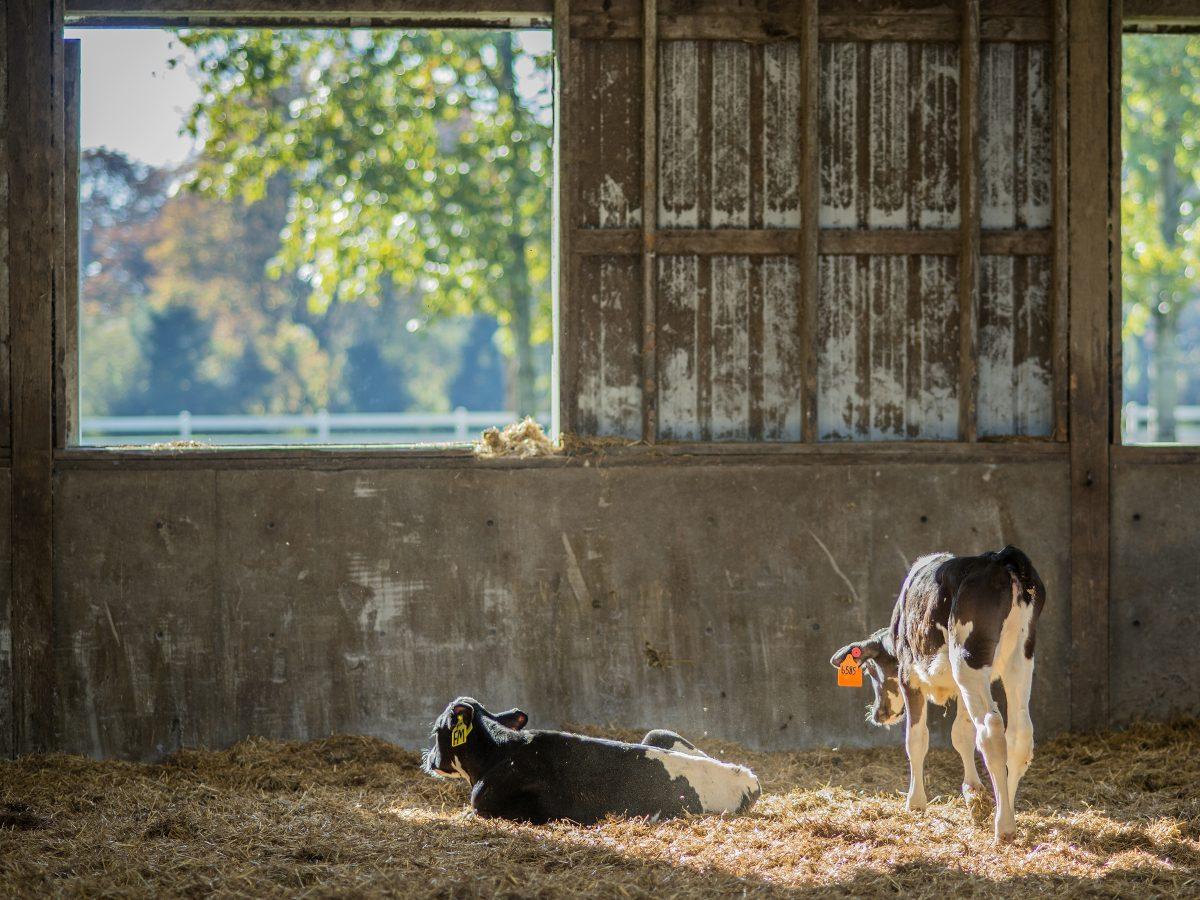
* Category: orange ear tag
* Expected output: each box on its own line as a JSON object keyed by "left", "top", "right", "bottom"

{"left": 837, "top": 654, "right": 863, "bottom": 687}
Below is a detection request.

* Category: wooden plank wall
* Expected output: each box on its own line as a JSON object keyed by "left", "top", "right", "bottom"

{"left": 565, "top": 0, "right": 1061, "bottom": 444}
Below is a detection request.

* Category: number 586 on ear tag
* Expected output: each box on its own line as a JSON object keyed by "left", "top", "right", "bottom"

{"left": 837, "top": 654, "right": 862, "bottom": 687}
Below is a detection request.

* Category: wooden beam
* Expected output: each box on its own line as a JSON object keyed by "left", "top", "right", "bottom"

{"left": 56, "top": 40, "right": 80, "bottom": 450}
{"left": 66, "top": 0, "right": 552, "bottom": 17}
{"left": 641, "top": 0, "right": 657, "bottom": 443}
{"left": 800, "top": 0, "right": 819, "bottom": 444}
{"left": 8, "top": 0, "right": 61, "bottom": 754}
{"left": 958, "top": 0, "right": 981, "bottom": 443}
{"left": 1052, "top": 0, "right": 1069, "bottom": 441}
{"left": 553, "top": 0, "right": 570, "bottom": 435}
{"left": 1067, "top": 0, "right": 1113, "bottom": 732}
{"left": 54, "top": 439, "right": 1068, "bottom": 471}
{"left": 571, "top": 227, "right": 1051, "bottom": 257}
{"left": 572, "top": 13, "right": 1049, "bottom": 41}
{"left": 1123, "top": 0, "right": 1200, "bottom": 27}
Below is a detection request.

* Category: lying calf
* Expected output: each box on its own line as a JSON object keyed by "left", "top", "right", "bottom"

{"left": 422, "top": 696, "right": 760, "bottom": 825}
{"left": 830, "top": 546, "right": 1045, "bottom": 843}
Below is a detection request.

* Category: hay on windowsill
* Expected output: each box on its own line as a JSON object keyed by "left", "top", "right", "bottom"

{"left": 473, "top": 417, "right": 558, "bottom": 459}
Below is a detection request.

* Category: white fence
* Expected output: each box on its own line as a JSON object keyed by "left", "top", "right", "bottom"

{"left": 1122, "top": 403, "right": 1200, "bottom": 444}
{"left": 80, "top": 409, "right": 549, "bottom": 446}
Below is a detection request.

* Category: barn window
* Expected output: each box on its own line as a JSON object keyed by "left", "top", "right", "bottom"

{"left": 65, "top": 27, "right": 553, "bottom": 447}
{"left": 1121, "top": 33, "right": 1200, "bottom": 445}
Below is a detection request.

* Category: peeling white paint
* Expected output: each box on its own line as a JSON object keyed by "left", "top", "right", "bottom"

{"left": 659, "top": 41, "right": 700, "bottom": 227}
{"left": 763, "top": 42, "right": 802, "bottom": 228}
{"left": 710, "top": 256, "right": 751, "bottom": 440}
{"left": 982, "top": 43, "right": 1052, "bottom": 229}
{"left": 978, "top": 255, "right": 1052, "bottom": 437}
{"left": 656, "top": 255, "right": 700, "bottom": 440}
{"left": 762, "top": 257, "right": 802, "bottom": 440}
{"left": 710, "top": 42, "right": 750, "bottom": 228}
{"left": 818, "top": 254, "right": 958, "bottom": 441}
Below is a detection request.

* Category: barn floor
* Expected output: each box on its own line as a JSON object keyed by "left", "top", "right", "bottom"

{"left": 1, "top": 720, "right": 1198, "bottom": 898}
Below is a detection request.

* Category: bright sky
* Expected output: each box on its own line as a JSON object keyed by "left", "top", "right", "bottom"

{"left": 64, "top": 28, "right": 201, "bottom": 167}
{"left": 64, "top": 28, "right": 554, "bottom": 169}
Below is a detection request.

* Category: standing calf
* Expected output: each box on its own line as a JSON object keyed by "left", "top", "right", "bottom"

{"left": 830, "top": 546, "right": 1045, "bottom": 843}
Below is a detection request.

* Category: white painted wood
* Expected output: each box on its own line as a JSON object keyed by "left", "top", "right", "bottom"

{"left": 659, "top": 41, "right": 700, "bottom": 228}
{"left": 978, "top": 255, "right": 1053, "bottom": 437}
{"left": 762, "top": 257, "right": 802, "bottom": 440}
{"left": 711, "top": 42, "right": 750, "bottom": 227}
{"left": 657, "top": 255, "right": 700, "bottom": 440}
{"left": 981, "top": 43, "right": 1052, "bottom": 230}
{"left": 710, "top": 255, "right": 751, "bottom": 440}
{"left": 819, "top": 43, "right": 859, "bottom": 227}
{"left": 763, "top": 42, "right": 801, "bottom": 228}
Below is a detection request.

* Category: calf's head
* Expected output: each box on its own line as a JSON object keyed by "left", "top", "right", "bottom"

{"left": 830, "top": 629, "right": 904, "bottom": 727}
{"left": 422, "top": 697, "right": 529, "bottom": 781}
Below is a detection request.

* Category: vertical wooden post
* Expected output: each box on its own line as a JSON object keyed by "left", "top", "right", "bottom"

{"left": 1109, "top": 0, "right": 1123, "bottom": 441}
{"left": 799, "top": 0, "right": 819, "bottom": 444}
{"left": 553, "top": 0, "right": 570, "bottom": 437}
{"left": 958, "top": 0, "right": 980, "bottom": 443}
{"left": 641, "top": 0, "right": 658, "bottom": 443}
{"left": 1067, "top": 0, "right": 1113, "bottom": 731}
{"left": 56, "top": 39, "right": 80, "bottom": 450}
{"left": 8, "top": 0, "right": 62, "bottom": 754}
{"left": 1052, "top": 0, "right": 1069, "bottom": 442}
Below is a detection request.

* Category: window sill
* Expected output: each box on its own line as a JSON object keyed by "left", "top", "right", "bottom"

{"left": 51, "top": 439, "right": 1068, "bottom": 470}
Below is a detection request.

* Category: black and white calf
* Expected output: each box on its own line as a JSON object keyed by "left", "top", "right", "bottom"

{"left": 422, "top": 697, "right": 761, "bottom": 825}
{"left": 830, "top": 546, "right": 1045, "bottom": 843}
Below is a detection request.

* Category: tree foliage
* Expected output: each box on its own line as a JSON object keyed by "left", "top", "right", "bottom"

{"left": 1122, "top": 35, "right": 1200, "bottom": 439}
{"left": 176, "top": 29, "right": 553, "bottom": 416}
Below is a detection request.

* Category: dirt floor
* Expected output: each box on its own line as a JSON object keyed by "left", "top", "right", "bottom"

{"left": 1, "top": 719, "right": 1198, "bottom": 898}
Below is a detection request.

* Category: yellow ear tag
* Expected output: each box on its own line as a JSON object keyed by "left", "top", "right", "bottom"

{"left": 838, "top": 654, "right": 863, "bottom": 688}
{"left": 450, "top": 715, "right": 472, "bottom": 748}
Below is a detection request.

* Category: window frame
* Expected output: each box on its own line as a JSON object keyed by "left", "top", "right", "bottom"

{"left": 1115, "top": 2, "right": 1200, "bottom": 458}
{"left": 61, "top": 6, "right": 560, "bottom": 455}
{"left": 55, "top": 0, "right": 1076, "bottom": 464}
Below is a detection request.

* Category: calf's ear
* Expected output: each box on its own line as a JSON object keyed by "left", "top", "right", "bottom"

{"left": 452, "top": 703, "right": 474, "bottom": 723}
{"left": 494, "top": 708, "right": 529, "bottom": 730}
{"left": 829, "top": 639, "right": 875, "bottom": 668}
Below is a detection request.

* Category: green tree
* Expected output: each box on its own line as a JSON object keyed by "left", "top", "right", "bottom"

{"left": 1122, "top": 35, "right": 1200, "bottom": 441}
{"left": 176, "top": 29, "right": 552, "bottom": 418}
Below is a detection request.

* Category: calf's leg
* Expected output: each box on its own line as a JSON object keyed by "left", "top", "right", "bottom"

{"left": 1001, "top": 656, "right": 1035, "bottom": 810}
{"left": 903, "top": 685, "right": 929, "bottom": 812}
{"left": 640, "top": 729, "right": 710, "bottom": 759}
{"left": 951, "top": 697, "right": 985, "bottom": 800}
{"left": 951, "top": 656, "right": 1015, "bottom": 843}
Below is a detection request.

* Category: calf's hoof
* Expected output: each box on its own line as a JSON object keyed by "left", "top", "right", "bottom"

{"left": 905, "top": 796, "right": 927, "bottom": 813}
{"left": 962, "top": 781, "right": 988, "bottom": 804}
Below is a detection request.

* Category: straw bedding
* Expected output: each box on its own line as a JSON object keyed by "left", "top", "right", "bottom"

{"left": 2, "top": 719, "right": 1198, "bottom": 898}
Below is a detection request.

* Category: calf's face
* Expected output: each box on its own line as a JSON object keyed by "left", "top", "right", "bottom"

{"left": 422, "top": 697, "right": 529, "bottom": 781}
{"left": 830, "top": 630, "right": 904, "bottom": 727}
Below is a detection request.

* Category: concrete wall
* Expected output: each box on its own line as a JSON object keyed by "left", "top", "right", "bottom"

{"left": 1111, "top": 461, "right": 1200, "bottom": 725}
{"left": 54, "top": 458, "right": 1070, "bottom": 760}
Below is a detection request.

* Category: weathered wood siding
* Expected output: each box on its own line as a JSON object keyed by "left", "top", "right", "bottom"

{"left": 980, "top": 42, "right": 1051, "bottom": 230}
{"left": 978, "top": 255, "right": 1052, "bottom": 436}
{"left": 658, "top": 40, "right": 801, "bottom": 229}
{"left": 572, "top": 39, "right": 643, "bottom": 229}
{"left": 817, "top": 255, "right": 959, "bottom": 440}
{"left": 819, "top": 41, "right": 960, "bottom": 229}
{"left": 657, "top": 255, "right": 801, "bottom": 440}
{"left": 572, "top": 255, "right": 643, "bottom": 436}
